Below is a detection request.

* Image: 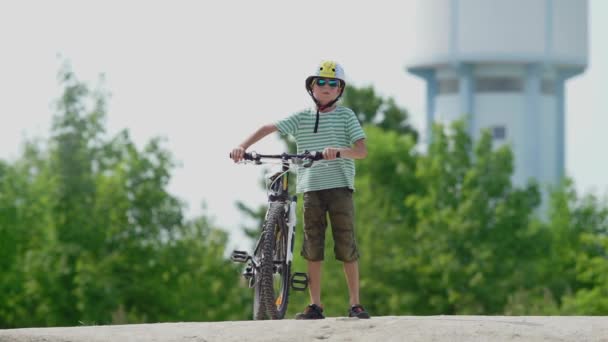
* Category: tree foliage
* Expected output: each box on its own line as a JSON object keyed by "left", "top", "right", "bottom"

{"left": 0, "top": 65, "right": 249, "bottom": 328}
{"left": 3, "top": 68, "right": 608, "bottom": 328}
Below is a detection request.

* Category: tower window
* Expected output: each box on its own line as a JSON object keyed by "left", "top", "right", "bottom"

{"left": 476, "top": 77, "right": 523, "bottom": 92}
{"left": 492, "top": 126, "right": 506, "bottom": 140}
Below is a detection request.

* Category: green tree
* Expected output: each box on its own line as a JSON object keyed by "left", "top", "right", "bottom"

{"left": 0, "top": 144, "right": 55, "bottom": 326}
{"left": 401, "top": 122, "right": 543, "bottom": 314}
{"left": 0, "top": 63, "right": 248, "bottom": 328}
{"left": 342, "top": 84, "right": 418, "bottom": 139}
{"left": 544, "top": 182, "right": 608, "bottom": 314}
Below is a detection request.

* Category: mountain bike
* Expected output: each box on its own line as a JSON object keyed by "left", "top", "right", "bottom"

{"left": 229, "top": 150, "right": 337, "bottom": 320}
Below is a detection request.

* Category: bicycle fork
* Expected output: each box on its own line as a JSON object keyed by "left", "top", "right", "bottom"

{"left": 286, "top": 197, "right": 308, "bottom": 291}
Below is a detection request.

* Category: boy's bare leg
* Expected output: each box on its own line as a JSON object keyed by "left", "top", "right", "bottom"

{"left": 343, "top": 260, "right": 360, "bottom": 305}
{"left": 308, "top": 261, "right": 323, "bottom": 305}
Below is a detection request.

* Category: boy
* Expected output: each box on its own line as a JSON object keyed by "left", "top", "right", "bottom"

{"left": 230, "top": 60, "right": 370, "bottom": 319}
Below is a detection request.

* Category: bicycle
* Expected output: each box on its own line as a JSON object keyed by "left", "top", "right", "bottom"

{"left": 229, "top": 150, "right": 338, "bottom": 320}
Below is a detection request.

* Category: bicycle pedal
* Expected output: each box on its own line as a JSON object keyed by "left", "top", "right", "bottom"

{"left": 291, "top": 272, "right": 309, "bottom": 291}
{"left": 230, "top": 250, "right": 250, "bottom": 263}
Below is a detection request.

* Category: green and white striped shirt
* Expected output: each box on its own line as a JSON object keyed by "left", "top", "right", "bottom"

{"left": 275, "top": 106, "right": 366, "bottom": 194}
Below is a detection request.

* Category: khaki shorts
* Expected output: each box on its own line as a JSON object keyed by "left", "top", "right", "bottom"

{"left": 301, "top": 187, "right": 359, "bottom": 262}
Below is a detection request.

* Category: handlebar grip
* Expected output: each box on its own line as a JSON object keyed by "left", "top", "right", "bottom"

{"left": 229, "top": 152, "right": 253, "bottom": 160}
{"left": 314, "top": 151, "right": 341, "bottom": 160}
{"left": 321, "top": 151, "right": 341, "bottom": 159}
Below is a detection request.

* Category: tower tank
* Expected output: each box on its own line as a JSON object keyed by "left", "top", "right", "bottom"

{"left": 406, "top": 0, "right": 588, "bottom": 187}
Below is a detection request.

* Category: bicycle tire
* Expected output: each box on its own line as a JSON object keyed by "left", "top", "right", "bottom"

{"left": 252, "top": 237, "right": 266, "bottom": 320}
{"left": 259, "top": 203, "right": 291, "bottom": 319}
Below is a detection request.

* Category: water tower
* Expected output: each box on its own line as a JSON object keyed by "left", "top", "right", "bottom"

{"left": 406, "top": 0, "right": 588, "bottom": 188}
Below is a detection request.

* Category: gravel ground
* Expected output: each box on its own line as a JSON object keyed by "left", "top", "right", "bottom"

{"left": 1, "top": 316, "right": 607, "bottom": 342}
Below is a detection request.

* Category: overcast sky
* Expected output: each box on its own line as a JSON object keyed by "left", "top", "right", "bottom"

{"left": 1, "top": 0, "right": 606, "bottom": 249}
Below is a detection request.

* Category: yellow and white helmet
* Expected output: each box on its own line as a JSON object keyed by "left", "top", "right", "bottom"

{"left": 305, "top": 60, "right": 347, "bottom": 133}
{"left": 305, "top": 60, "right": 346, "bottom": 93}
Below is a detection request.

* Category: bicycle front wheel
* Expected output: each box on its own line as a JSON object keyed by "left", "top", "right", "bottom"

{"left": 259, "top": 203, "right": 291, "bottom": 319}
{"left": 252, "top": 243, "right": 265, "bottom": 320}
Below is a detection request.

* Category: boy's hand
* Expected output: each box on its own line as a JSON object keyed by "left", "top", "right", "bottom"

{"left": 322, "top": 147, "right": 341, "bottom": 160}
{"left": 230, "top": 146, "right": 246, "bottom": 162}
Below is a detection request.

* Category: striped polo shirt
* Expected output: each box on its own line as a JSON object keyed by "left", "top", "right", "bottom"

{"left": 274, "top": 106, "right": 366, "bottom": 194}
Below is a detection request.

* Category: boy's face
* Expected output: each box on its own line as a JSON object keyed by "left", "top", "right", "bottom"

{"left": 311, "top": 78, "right": 343, "bottom": 106}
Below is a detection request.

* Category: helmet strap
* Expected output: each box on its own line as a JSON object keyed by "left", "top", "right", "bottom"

{"left": 310, "top": 88, "right": 344, "bottom": 133}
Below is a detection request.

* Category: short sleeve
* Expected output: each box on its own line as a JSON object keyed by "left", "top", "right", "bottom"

{"left": 275, "top": 112, "right": 301, "bottom": 136}
{"left": 346, "top": 109, "right": 366, "bottom": 144}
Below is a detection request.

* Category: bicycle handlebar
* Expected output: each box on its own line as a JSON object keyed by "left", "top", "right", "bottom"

{"left": 229, "top": 150, "right": 340, "bottom": 167}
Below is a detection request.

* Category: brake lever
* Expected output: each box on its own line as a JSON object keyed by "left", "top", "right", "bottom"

{"left": 302, "top": 159, "right": 314, "bottom": 168}
{"left": 302, "top": 151, "right": 340, "bottom": 168}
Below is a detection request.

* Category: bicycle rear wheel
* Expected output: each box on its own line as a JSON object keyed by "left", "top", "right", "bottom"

{"left": 259, "top": 203, "right": 291, "bottom": 319}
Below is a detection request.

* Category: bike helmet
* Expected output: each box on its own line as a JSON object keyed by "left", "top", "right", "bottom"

{"left": 305, "top": 60, "right": 346, "bottom": 133}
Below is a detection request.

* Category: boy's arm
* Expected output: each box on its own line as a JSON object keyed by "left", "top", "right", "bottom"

{"left": 230, "top": 124, "right": 277, "bottom": 162}
{"left": 323, "top": 138, "right": 368, "bottom": 160}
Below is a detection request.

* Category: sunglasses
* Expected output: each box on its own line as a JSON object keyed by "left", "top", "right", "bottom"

{"left": 315, "top": 78, "right": 341, "bottom": 88}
